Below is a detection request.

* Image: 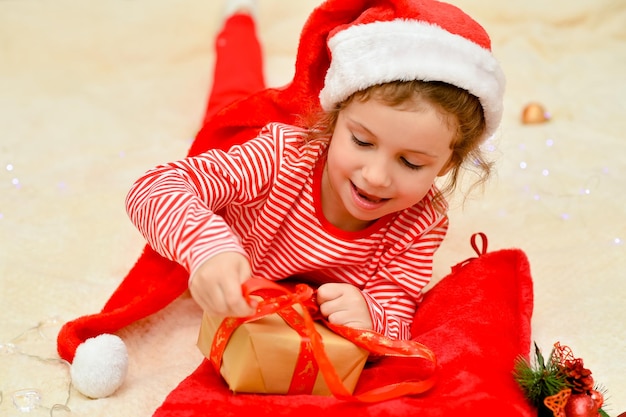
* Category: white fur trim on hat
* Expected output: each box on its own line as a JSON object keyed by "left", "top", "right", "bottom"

{"left": 70, "top": 334, "right": 129, "bottom": 398}
{"left": 319, "top": 19, "right": 506, "bottom": 139}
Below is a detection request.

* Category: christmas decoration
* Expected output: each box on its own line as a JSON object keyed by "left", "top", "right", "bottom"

{"left": 514, "top": 342, "right": 610, "bottom": 417}
{"left": 521, "top": 102, "right": 550, "bottom": 124}
{"left": 198, "top": 278, "right": 436, "bottom": 400}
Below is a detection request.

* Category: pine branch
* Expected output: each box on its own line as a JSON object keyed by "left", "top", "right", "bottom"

{"left": 513, "top": 343, "right": 569, "bottom": 407}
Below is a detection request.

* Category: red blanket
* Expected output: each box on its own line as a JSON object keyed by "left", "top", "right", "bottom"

{"left": 152, "top": 238, "right": 535, "bottom": 416}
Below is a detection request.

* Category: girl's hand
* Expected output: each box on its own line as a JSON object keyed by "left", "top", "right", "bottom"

{"left": 189, "top": 252, "right": 257, "bottom": 317}
{"left": 316, "top": 283, "right": 373, "bottom": 330}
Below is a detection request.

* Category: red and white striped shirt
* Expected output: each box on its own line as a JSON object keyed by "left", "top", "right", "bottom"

{"left": 126, "top": 123, "right": 449, "bottom": 339}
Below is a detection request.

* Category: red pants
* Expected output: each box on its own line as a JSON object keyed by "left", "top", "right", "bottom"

{"left": 203, "top": 14, "right": 265, "bottom": 124}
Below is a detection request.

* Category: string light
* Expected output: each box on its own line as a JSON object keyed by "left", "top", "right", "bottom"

{"left": 508, "top": 128, "right": 624, "bottom": 247}
{"left": 510, "top": 132, "right": 623, "bottom": 247}
{"left": 0, "top": 319, "right": 73, "bottom": 416}
{"left": 5, "top": 163, "right": 21, "bottom": 189}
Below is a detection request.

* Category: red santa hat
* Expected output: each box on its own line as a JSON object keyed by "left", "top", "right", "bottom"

{"left": 319, "top": 0, "right": 505, "bottom": 140}
{"left": 57, "top": 0, "right": 505, "bottom": 399}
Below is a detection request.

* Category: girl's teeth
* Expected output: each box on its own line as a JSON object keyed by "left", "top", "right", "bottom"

{"left": 359, "top": 192, "right": 380, "bottom": 203}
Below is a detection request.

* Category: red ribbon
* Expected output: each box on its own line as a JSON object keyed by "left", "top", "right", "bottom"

{"left": 209, "top": 278, "right": 437, "bottom": 402}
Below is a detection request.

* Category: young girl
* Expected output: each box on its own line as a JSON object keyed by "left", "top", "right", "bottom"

{"left": 124, "top": 0, "right": 505, "bottom": 341}
{"left": 56, "top": 0, "right": 507, "bottom": 400}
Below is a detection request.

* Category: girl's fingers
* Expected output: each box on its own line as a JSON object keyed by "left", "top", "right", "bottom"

{"left": 220, "top": 279, "right": 255, "bottom": 316}
{"left": 316, "top": 283, "right": 343, "bottom": 304}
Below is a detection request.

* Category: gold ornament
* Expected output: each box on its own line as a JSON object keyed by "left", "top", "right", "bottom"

{"left": 521, "top": 102, "right": 550, "bottom": 124}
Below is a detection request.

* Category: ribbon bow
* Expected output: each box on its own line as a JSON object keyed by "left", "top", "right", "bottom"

{"left": 209, "top": 278, "right": 437, "bottom": 402}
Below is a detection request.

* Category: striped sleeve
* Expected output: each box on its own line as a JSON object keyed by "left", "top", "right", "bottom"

{"left": 125, "top": 127, "right": 279, "bottom": 275}
{"left": 362, "top": 215, "right": 449, "bottom": 339}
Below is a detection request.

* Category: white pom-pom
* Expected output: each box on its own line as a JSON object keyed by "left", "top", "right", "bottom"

{"left": 70, "top": 334, "right": 129, "bottom": 398}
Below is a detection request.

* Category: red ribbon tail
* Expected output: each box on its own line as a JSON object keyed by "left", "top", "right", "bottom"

{"left": 353, "top": 378, "right": 437, "bottom": 403}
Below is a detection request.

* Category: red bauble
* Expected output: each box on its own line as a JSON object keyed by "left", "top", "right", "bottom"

{"left": 589, "top": 390, "right": 604, "bottom": 410}
{"left": 564, "top": 393, "right": 600, "bottom": 417}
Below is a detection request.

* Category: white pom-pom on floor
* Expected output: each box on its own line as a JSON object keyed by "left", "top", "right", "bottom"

{"left": 70, "top": 334, "right": 129, "bottom": 399}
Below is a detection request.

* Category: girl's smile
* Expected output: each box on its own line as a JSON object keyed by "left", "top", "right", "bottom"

{"left": 321, "top": 96, "right": 456, "bottom": 232}
{"left": 350, "top": 181, "right": 390, "bottom": 210}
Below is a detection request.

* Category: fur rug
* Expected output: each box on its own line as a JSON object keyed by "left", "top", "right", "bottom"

{"left": 1, "top": 1, "right": 625, "bottom": 416}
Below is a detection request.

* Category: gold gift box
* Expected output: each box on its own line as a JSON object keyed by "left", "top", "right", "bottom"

{"left": 198, "top": 311, "right": 369, "bottom": 395}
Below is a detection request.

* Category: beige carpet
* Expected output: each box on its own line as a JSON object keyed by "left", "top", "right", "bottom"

{"left": 1, "top": 0, "right": 624, "bottom": 415}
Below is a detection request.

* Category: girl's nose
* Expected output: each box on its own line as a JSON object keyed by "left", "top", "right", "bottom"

{"left": 361, "top": 157, "right": 392, "bottom": 188}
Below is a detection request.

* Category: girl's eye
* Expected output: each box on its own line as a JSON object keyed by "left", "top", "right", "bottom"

{"left": 401, "top": 158, "right": 423, "bottom": 171}
{"left": 351, "top": 135, "right": 371, "bottom": 147}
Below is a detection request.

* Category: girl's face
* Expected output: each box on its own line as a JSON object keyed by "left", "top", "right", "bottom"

{"left": 321, "top": 96, "right": 456, "bottom": 232}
